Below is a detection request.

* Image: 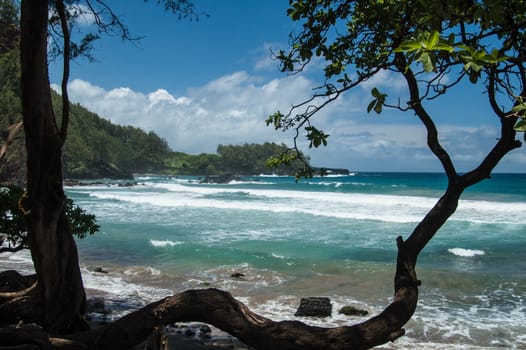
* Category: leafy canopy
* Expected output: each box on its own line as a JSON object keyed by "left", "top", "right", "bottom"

{"left": 269, "top": 0, "right": 526, "bottom": 165}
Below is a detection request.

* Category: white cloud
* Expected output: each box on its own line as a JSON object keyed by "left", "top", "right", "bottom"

{"left": 65, "top": 74, "right": 313, "bottom": 155}
{"left": 360, "top": 69, "right": 407, "bottom": 92}
{"left": 62, "top": 69, "right": 525, "bottom": 172}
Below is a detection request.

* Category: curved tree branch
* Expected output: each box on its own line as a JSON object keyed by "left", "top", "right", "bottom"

{"left": 395, "top": 54, "right": 457, "bottom": 181}
{"left": 65, "top": 288, "right": 411, "bottom": 350}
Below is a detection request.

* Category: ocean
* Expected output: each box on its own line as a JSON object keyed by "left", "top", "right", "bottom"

{"left": 2, "top": 173, "right": 525, "bottom": 348}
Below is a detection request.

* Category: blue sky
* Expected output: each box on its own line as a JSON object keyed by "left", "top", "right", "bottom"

{"left": 48, "top": 1, "right": 525, "bottom": 172}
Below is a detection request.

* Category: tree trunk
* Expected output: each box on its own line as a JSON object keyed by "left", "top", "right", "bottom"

{"left": 20, "top": 0, "right": 87, "bottom": 333}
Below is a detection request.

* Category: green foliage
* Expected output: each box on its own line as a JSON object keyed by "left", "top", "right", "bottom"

{"left": 0, "top": 0, "right": 21, "bottom": 120}
{"left": 165, "top": 152, "right": 222, "bottom": 175}
{"left": 0, "top": 185, "right": 99, "bottom": 252}
{"left": 305, "top": 126, "right": 329, "bottom": 148}
{"left": 367, "top": 88, "right": 387, "bottom": 114}
{"left": 51, "top": 91, "right": 173, "bottom": 178}
{"left": 65, "top": 197, "right": 99, "bottom": 239}
{"left": 513, "top": 98, "right": 526, "bottom": 141}
{"left": 0, "top": 0, "right": 18, "bottom": 54}
{"left": 394, "top": 31, "right": 455, "bottom": 72}
{"left": 217, "top": 142, "right": 307, "bottom": 175}
{"left": 265, "top": 111, "right": 284, "bottom": 130}
{"left": 0, "top": 1, "right": 24, "bottom": 183}
{"left": 0, "top": 185, "right": 25, "bottom": 251}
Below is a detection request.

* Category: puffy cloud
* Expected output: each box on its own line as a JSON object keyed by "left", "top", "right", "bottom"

{"left": 360, "top": 69, "right": 407, "bottom": 93}
{"left": 64, "top": 74, "right": 311, "bottom": 155}
{"left": 60, "top": 69, "right": 524, "bottom": 172}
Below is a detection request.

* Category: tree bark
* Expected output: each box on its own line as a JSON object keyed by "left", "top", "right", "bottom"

{"left": 19, "top": 0, "right": 87, "bottom": 333}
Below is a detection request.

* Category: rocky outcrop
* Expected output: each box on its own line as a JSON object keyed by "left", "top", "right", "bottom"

{"left": 199, "top": 174, "right": 241, "bottom": 184}
{"left": 311, "top": 167, "right": 350, "bottom": 175}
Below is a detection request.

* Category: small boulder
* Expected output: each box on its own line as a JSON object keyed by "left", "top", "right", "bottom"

{"left": 86, "top": 297, "right": 107, "bottom": 314}
{"left": 199, "top": 325, "right": 212, "bottom": 338}
{"left": 230, "top": 272, "right": 245, "bottom": 278}
{"left": 339, "top": 305, "right": 369, "bottom": 317}
{"left": 184, "top": 328, "right": 195, "bottom": 337}
{"left": 294, "top": 297, "right": 332, "bottom": 317}
{"left": 93, "top": 266, "right": 108, "bottom": 274}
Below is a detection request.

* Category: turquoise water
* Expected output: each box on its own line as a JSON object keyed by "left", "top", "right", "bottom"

{"left": 4, "top": 173, "right": 524, "bottom": 348}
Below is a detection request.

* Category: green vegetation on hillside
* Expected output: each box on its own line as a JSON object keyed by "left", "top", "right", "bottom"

{"left": 52, "top": 92, "right": 174, "bottom": 179}
{"left": 3, "top": 87, "right": 307, "bottom": 180}
{"left": 0, "top": 0, "right": 306, "bottom": 181}
{"left": 2, "top": 82, "right": 307, "bottom": 181}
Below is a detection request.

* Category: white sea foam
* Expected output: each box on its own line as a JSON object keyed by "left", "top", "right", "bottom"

{"left": 87, "top": 184, "right": 434, "bottom": 223}
{"left": 123, "top": 266, "right": 162, "bottom": 277}
{"left": 82, "top": 181, "right": 526, "bottom": 225}
{"left": 150, "top": 239, "right": 182, "bottom": 247}
{"left": 0, "top": 246, "right": 35, "bottom": 275}
{"left": 81, "top": 266, "right": 171, "bottom": 302}
{"left": 448, "top": 248, "right": 485, "bottom": 257}
{"left": 72, "top": 177, "right": 526, "bottom": 226}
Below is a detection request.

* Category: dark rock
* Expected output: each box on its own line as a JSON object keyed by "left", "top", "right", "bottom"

{"left": 64, "top": 180, "right": 81, "bottom": 186}
{"left": 93, "top": 266, "right": 108, "bottom": 274}
{"left": 199, "top": 325, "right": 211, "bottom": 334}
{"left": 184, "top": 328, "right": 196, "bottom": 337}
{"left": 311, "top": 167, "right": 350, "bottom": 176}
{"left": 294, "top": 297, "right": 332, "bottom": 317}
{"left": 198, "top": 325, "right": 212, "bottom": 338}
{"left": 230, "top": 272, "right": 245, "bottom": 278}
{"left": 118, "top": 181, "right": 137, "bottom": 187}
{"left": 86, "top": 297, "right": 108, "bottom": 314}
{"left": 199, "top": 174, "right": 241, "bottom": 184}
{"left": 339, "top": 305, "right": 369, "bottom": 317}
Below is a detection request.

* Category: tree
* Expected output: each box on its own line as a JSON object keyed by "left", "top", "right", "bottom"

{"left": 0, "top": 0, "right": 205, "bottom": 338}
{"left": 264, "top": 0, "right": 525, "bottom": 346}
{"left": 2, "top": 1, "right": 524, "bottom": 349}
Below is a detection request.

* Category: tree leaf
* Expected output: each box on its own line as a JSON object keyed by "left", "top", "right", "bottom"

{"left": 374, "top": 101, "right": 383, "bottom": 113}
{"left": 367, "top": 99, "right": 376, "bottom": 113}
{"left": 426, "top": 31, "right": 439, "bottom": 49}
{"left": 514, "top": 119, "right": 526, "bottom": 132}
